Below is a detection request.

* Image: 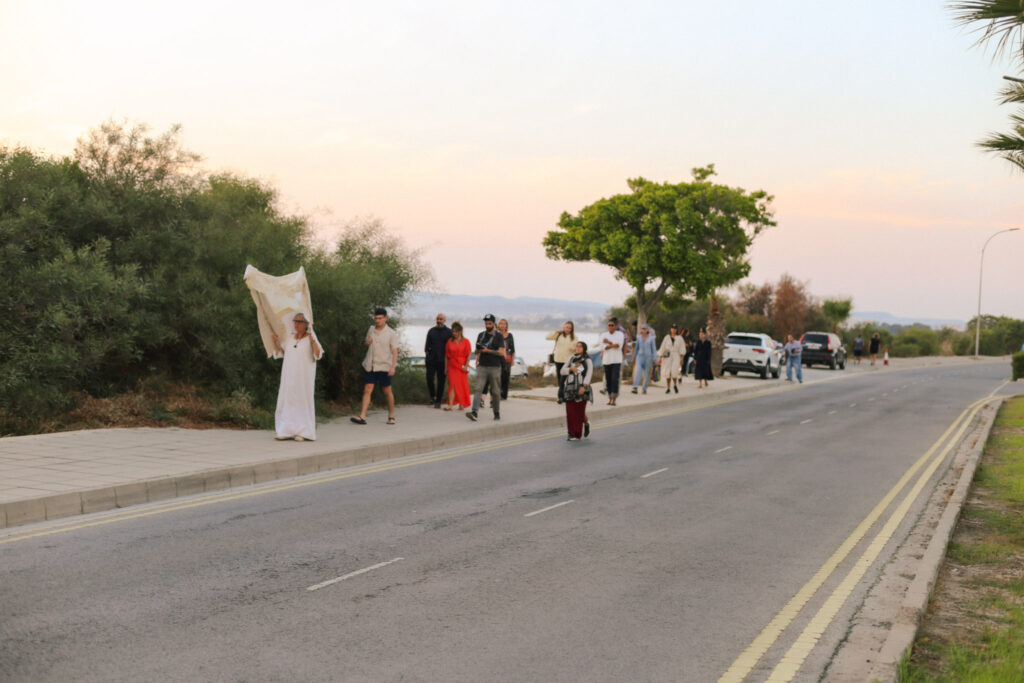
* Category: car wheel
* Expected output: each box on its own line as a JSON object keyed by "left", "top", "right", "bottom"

{"left": 829, "top": 357, "right": 836, "bottom": 370}
{"left": 839, "top": 359, "right": 846, "bottom": 370}
{"left": 729, "top": 369, "right": 738, "bottom": 376}
{"left": 772, "top": 365, "right": 780, "bottom": 379}
{"left": 760, "top": 363, "right": 769, "bottom": 379}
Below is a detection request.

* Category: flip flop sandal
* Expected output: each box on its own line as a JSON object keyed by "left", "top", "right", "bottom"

{"left": 350, "top": 417, "right": 367, "bottom": 425}
{"left": 386, "top": 417, "right": 396, "bottom": 425}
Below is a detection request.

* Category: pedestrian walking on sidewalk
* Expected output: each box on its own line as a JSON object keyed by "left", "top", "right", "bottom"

{"left": 351, "top": 308, "right": 399, "bottom": 425}
{"left": 561, "top": 341, "right": 594, "bottom": 441}
{"left": 693, "top": 328, "right": 714, "bottom": 388}
{"left": 658, "top": 324, "right": 686, "bottom": 394}
{"left": 783, "top": 334, "right": 803, "bottom": 384}
{"left": 631, "top": 324, "right": 657, "bottom": 394}
{"left": 424, "top": 313, "right": 452, "bottom": 408}
{"left": 484, "top": 318, "right": 516, "bottom": 400}
{"left": 599, "top": 318, "right": 625, "bottom": 405}
{"left": 547, "top": 321, "right": 577, "bottom": 403}
{"left": 679, "top": 327, "right": 696, "bottom": 378}
{"left": 467, "top": 314, "right": 504, "bottom": 422}
{"left": 272, "top": 312, "right": 323, "bottom": 441}
{"left": 444, "top": 322, "right": 472, "bottom": 411}
{"left": 869, "top": 333, "right": 881, "bottom": 366}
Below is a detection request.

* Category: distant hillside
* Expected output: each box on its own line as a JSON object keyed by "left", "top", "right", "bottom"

{"left": 403, "top": 292, "right": 612, "bottom": 331}
{"left": 850, "top": 311, "right": 965, "bottom": 330}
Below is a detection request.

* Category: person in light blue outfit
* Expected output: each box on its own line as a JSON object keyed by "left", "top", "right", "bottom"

{"left": 630, "top": 324, "right": 657, "bottom": 394}
{"left": 783, "top": 334, "right": 803, "bottom": 384}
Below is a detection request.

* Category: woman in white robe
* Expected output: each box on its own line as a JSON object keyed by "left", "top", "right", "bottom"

{"left": 272, "top": 313, "right": 323, "bottom": 441}
{"left": 657, "top": 324, "right": 687, "bottom": 394}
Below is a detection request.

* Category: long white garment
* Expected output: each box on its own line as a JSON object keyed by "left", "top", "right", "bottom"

{"left": 275, "top": 330, "right": 323, "bottom": 440}
{"left": 658, "top": 335, "right": 686, "bottom": 379}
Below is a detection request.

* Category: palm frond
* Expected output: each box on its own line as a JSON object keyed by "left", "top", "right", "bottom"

{"left": 950, "top": 0, "right": 1024, "bottom": 62}
{"left": 977, "top": 128, "right": 1024, "bottom": 171}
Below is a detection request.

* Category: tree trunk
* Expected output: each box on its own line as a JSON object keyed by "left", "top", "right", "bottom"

{"left": 707, "top": 295, "right": 725, "bottom": 377}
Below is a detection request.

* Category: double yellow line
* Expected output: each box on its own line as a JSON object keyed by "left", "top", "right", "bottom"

{"left": 717, "top": 395, "right": 994, "bottom": 683}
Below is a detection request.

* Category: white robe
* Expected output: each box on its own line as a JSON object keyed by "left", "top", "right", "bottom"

{"left": 275, "top": 330, "right": 323, "bottom": 440}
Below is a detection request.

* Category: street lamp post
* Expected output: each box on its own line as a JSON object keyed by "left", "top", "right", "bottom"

{"left": 975, "top": 227, "right": 1020, "bottom": 358}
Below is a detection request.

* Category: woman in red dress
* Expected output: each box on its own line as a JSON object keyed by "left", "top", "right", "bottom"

{"left": 444, "top": 321, "right": 472, "bottom": 410}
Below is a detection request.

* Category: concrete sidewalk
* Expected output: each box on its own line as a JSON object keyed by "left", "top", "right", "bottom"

{"left": 0, "top": 356, "right": 988, "bottom": 529}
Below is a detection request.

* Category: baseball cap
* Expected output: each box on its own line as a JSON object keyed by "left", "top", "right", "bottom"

{"left": 483, "top": 313, "right": 496, "bottom": 322}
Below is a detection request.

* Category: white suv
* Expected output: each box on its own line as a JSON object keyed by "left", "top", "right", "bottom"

{"left": 722, "top": 332, "right": 784, "bottom": 379}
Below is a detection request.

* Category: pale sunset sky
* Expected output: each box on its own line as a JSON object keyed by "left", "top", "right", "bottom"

{"left": 2, "top": 0, "right": 1022, "bottom": 323}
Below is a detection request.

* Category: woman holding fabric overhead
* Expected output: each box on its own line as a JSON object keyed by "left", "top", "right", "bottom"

{"left": 444, "top": 321, "right": 472, "bottom": 410}
{"left": 561, "top": 341, "right": 594, "bottom": 441}
{"left": 271, "top": 312, "right": 323, "bottom": 441}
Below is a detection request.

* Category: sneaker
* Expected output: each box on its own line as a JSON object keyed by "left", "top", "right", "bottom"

{"left": 567, "top": 436, "right": 579, "bottom": 441}
{"left": 674, "top": 385, "right": 679, "bottom": 394}
{"left": 466, "top": 411, "right": 478, "bottom": 422}
{"left": 631, "top": 387, "right": 638, "bottom": 394}
{"left": 642, "top": 389, "right": 647, "bottom": 395}
{"left": 433, "top": 402, "right": 441, "bottom": 409}
{"left": 583, "top": 422, "right": 590, "bottom": 438}
{"left": 665, "top": 388, "right": 671, "bottom": 394}
{"left": 493, "top": 413, "right": 500, "bottom": 421}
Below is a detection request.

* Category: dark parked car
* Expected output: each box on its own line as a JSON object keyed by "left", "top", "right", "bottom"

{"left": 800, "top": 332, "right": 846, "bottom": 370}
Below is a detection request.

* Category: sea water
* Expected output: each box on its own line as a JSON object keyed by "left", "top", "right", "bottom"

{"left": 399, "top": 324, "right": 606, "bottom": 366}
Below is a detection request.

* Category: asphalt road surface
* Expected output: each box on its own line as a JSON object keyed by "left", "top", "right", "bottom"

{"left": 1, "top": 362, "right": 1019, "bottom": 682}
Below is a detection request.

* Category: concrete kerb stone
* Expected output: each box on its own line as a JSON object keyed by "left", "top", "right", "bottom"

{"left": 81, "top": 487, "right": 117, "bottom": 515}
{"left": 114, "top": 482, "right": 149, "bottom": 509}
{"left": 4, "top": 498, "right": 46, "bottom": 527}
{"left": 43, "top": 492, "right": 83, "bottom": 520}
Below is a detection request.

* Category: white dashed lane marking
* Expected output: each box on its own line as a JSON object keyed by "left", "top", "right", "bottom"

{"left": 524, "top": 500, "right": 576, "bottom": 518}
{"left": 642, "top": 468, "right": 668, "bottom": 478}
{"left": 307, "top": 557, "right": 405, "bottom": 592}
{"left": 767, "top": 430, "right": 780, "bottom": 436}
{"left": 715, "top": 446, "right": 733, "bottom": 454}
{"left": 800, "top": 419, "right": 813, "bottom": 424}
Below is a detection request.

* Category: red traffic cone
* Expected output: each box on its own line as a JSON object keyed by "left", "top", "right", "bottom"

{"left": 883, "top": 348, "right": 890, "bottom": 366}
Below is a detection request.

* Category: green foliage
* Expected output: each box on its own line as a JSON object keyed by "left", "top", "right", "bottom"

{"left": 544, "top": 166, "right": 774, "bottom": 324}
{"left": 821, "top": 298, "right": 852, "bottom": 332}
{"left": 891, "top": 328, "right": 940, "bottom": 358}
{"left": 0, "top": 122, "right": 429, "bottom": 434}
{"left": 1013, "top": 351, "right": 1024, "bottom": 381}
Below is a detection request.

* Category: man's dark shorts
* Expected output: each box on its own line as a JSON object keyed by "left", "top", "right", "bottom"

{"left": 854, "top": 349, "right": 863, "bottom": 358}
{"left": 364, "top": 370, "right": 393, "bottom": 387}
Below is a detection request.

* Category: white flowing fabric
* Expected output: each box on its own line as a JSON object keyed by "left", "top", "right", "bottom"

{"left": 243, "top": 264, "right": 313, "bottom": 358}
{"left": 275, "top": 329, "right": 323, "bottom": 440}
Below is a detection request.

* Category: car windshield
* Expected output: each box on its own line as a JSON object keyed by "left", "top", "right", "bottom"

{"left": 726, "top": 335, "right": 761, "bottom": 346}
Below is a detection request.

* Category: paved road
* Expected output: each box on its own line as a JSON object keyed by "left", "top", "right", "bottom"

{"left": 1, "top": 363, "right": 1018, "bottom": 682}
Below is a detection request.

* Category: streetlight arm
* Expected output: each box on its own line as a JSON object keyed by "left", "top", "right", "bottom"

{"left": 975, "top": 227, "right": 1021, "bottom": 357}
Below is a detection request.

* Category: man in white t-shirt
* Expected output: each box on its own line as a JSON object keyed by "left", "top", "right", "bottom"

{"left": 599, "top": 318, "right": 626, "bottom": 406}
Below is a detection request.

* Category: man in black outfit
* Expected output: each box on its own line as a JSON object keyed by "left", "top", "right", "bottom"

{"left": 467, "top": 314, "right": 504, "bottom": 422}
{"left": 424, "top": 313, "right": 452, "bottom": 408}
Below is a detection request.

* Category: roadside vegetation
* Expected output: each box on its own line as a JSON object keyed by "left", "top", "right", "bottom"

{"left": 608, "top": 273, "right": 1024, "bottom": 360}
{"left": 0, "top": 120, "right": 430, "bottom": 436}
{"left": 898, "top": 396, "right": 1024, "bottom": 682}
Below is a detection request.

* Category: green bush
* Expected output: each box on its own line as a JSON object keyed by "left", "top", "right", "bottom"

{"left": 0, "top": 122, "right": 429, "bottom": 435}
{"left": 1013, "top": 352, "right": 1024, "bottom": 381}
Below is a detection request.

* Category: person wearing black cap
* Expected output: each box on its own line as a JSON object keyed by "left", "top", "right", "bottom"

{"left": 467, "top": 314, "right": 505, "bottom": 421}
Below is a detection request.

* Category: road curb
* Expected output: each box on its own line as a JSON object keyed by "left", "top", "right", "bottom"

{"left": 0, "top": 379, "right": 790, "bottom": 530}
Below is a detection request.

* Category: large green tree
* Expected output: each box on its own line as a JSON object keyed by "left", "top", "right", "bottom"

{"left": 952, "top": 1, "right": 1024, "bottom": 170}
{"left": 543, "top": 166, "right": 775, "bottom": 326}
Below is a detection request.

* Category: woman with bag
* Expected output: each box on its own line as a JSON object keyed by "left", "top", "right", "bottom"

{"left": 560, "top": 340, "right": 594, "bottom": 441}
{"left": 546, "top": 320, "right": 576, "bottom": 403}
{"left": 657, "top": 324, "right": 687, "bottom": 394}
